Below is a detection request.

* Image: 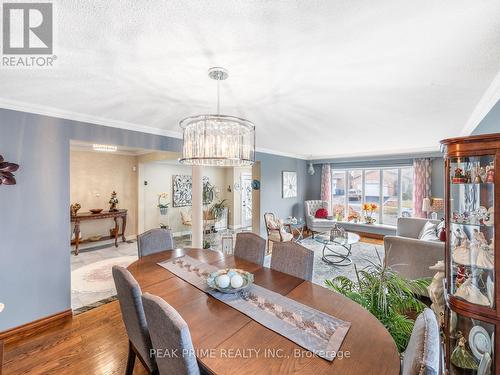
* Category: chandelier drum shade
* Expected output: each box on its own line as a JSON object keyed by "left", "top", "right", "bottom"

{"left": 179, "top": 67, "right": 255, "bottom": 167}
{"left": 179, "top": 114, "right": 255, "bottom": 166}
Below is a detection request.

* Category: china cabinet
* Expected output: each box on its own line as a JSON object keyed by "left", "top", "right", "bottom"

{"left": 441, "top": 134, "right": 499, "bottom": 375}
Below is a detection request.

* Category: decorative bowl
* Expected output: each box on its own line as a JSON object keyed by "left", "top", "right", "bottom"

{"left": 90, "top": 208, "right": 103, "bottom": 214}
{"left": 206, "top": 268, "right": 253, "bottom": 294}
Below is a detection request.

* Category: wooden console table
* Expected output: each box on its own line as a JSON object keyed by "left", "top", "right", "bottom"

{"left": 71, "top": 209, "right": 127, "bottom": 255}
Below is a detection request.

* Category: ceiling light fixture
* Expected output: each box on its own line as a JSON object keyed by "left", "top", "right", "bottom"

{"left": 93, "top": 144, "right": 117, "bottom": 152}
{"left": 179, "top": 67, "right": 255, "bottom": 166}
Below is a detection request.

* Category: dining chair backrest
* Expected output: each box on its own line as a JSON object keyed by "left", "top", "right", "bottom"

{"left": 112, "top": 266, "right": 156, "bottom": 372}
{"left": 142, "top": 293, "right": 200, "bottom": 375}
{"left": 234, "top": 232, "right": 267, "bottom": 265}
{"left": 137, "top": 228, "right": 174, "bottom": 258}
{"left": 271, "top": 241, "right": 314, "bottom": 281}
{"left": 401, "top": 308, "right": 440, "bottom": 375}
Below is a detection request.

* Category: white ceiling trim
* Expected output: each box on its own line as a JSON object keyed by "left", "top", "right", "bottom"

{"left": 0, "top": 98, "right": 182, "bottom": 138}
{"left": 0, "top": 98, "right": 310, "bottom": 160}
{"left": 461, "top": 69, "right": 500, "bottom": 136}
{"left": 310, "top": 146, "right": 441, "bottom": 161}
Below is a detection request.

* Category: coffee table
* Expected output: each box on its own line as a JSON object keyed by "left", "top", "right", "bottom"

{"left": 314, "top": 231, "right": 360, "bottom": 266}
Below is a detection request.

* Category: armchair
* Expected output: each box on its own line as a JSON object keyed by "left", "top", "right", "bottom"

{"left": 304, "top": 200, "right": 336, "bottom": 236}
{"left": 263, "top": 212, "right": 293, "bottom": 251}
{"left": 384, "top": 218, "right": 444, "bottom": 280}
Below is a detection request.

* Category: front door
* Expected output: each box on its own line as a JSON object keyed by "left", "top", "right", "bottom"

{"left": 241, "top": 173, "right": 252, "bottom": 229}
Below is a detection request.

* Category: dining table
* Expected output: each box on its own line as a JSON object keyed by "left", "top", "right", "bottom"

{"left": 127, "top": 248, "right": 400, "bottom": 374}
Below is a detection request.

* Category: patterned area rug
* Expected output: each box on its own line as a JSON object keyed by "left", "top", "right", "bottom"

{"left": 71, "top": 256, "right": 137, "bottom": 294}
{"left": 264, "top": 238, "right": 385, "bottom": 288}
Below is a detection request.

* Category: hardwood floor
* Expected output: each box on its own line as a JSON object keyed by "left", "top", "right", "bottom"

{"left": 3, "top": 301, "right": 148, "bottom": 375}
{"left": 3, "top": 239, "right": 385, "bottom": 375}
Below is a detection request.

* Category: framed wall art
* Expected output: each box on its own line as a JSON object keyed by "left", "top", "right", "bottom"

{"left": 172, "top": 175, "right": 210, "bottom": 207}
{"left": 282, "top": 171, "right": 297, "bottom": 198}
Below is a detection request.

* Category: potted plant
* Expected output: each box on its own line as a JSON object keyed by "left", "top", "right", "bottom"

{"left": 210, "top": 199, "right": 227, "bottom": 221}
{"left": 157, "top": 192, "right": 169, "bottom": 215}
{"left": 362, "top": 203, "right": 378, "bottom": 224}
{"left": 325, "top": 250, "right": 429, "bottom": 352}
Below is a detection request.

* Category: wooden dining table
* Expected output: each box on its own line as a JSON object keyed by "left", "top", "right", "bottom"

{"left": 127, "top": 248, "right": 400, "bottom": 375}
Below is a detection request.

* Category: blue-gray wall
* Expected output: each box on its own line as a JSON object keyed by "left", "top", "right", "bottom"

{"left": 257, "top": 152, "right": 308, "bottom": 235}
{"left": 472, "top": 100, "right": 500, "bottom": 135}
{"left": 0, "top": 109, "right": 182, "bottom": 331}
{"left": 0, "top": 108, "right": 307, "bottom": 331}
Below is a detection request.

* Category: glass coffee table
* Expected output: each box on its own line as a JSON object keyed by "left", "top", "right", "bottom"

{"left": 314, "top": 231, "right": 360, "bottom": 266}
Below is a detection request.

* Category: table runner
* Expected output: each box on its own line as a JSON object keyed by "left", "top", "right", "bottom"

{"left": 158, "top": 255, "right": 351, "bottom": 361}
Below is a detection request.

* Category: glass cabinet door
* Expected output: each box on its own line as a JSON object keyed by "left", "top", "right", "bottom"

{"left": 449, "top": 156, "right": 495, "bottom": 308}
{"left": 448, "top": 312, "right": 495, "bottom": 374}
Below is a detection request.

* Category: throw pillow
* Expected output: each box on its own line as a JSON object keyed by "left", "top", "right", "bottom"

{"left": 419, "top": 221, "right": 440, "bottom": 242}
{"left": 436, "top": 220, "right": 446, "bottom": 241}
{"left": 315, "top": 208, "right": 328, "bottom": 219}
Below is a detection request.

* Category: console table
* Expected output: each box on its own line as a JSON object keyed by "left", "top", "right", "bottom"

{"left": 71, "top": 209, "right": 127, "bottom": 255}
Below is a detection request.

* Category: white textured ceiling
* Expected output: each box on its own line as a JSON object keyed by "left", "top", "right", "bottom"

{"left": 2, "top": 0, "right": 500, "bottom": 158}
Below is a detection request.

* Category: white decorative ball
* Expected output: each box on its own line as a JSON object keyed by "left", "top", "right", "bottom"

{"left": 216, "top": 274, "right": 230, "bottom": 289}
{"left": 230, "top": 274, "right": 244, "bottom": 288}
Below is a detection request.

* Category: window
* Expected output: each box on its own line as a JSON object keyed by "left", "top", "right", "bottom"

{"left": 331, "top": 166, "right": 414, "bottom": 226}
{"left": 348, "top": 170, "right": 362, "bottom": 218}
{"left": 332, "top": 170, "right": 346, "bottom": 217}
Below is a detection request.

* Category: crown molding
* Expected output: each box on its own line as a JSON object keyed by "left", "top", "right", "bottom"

{"left": 0, "top": 98, "right": 183, "bottom": 139}
{"left": 310, "top": 146, "right": 441, "bottom": 162}
{"left": 461, "top": 69, "right": 500, "bottom": 136}
{"left": 256, "top": 147, "right": 308, "bottom": 160}
{"left": 0, "top": 98, "right": 311, "bottom": 160}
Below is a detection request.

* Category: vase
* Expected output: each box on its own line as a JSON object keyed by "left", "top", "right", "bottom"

{"left": 159, "top": 207, "right": 168, "bottom": 216}
{"left": 364, "top": 217, "right": 376, "bottom": 224}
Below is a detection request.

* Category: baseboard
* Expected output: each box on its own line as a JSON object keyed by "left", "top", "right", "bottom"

{"left": 0, "top": 309, "right": 72, "bottom": 343}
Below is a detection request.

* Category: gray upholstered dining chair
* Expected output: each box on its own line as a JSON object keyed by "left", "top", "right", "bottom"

{"left": 270, "top": 242, "right": 314, "bottom": 281}
{"left": 142, "top": 293, "right": 200, "bottom": 375}
{"left": 137, "top": 228, "right": 175, "bottom": 258}
{"left": 112, "top": 266, "right": 158, "bottom": 375}
{"left": 234, "top": 232, "right": 267, "bottom": 265}
{"left": 401, "top": 308, "right": 440, "bottom": 375}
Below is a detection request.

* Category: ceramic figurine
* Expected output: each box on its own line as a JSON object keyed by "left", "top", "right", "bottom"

{"left": 428, "top": 261, "right": 445, "bottom": 322}
{"left": 453, "top": 167, "right": 466, "bottom": 183}
{"left": 451, "top": 333, "right": 479, "bottom": 370}
{"left": 108, "top": 191, "right": 119, "bottom": 212}
{"left": 471, "top": 229, "right": 488, "bottom": 246}
{"left": 485, "top": 162, "right": 495, "bottom": 183}
{"left": 456, "top": 265, "right": 466, "bottom": 287}
{"left": 465, "top": 170, "right": 472, "bottom": 183}
{"left": 454, "top": 277, "right": 490, "bottom": 306}
{"left": 70, "top": 203, "right": 81, "bottom": 216}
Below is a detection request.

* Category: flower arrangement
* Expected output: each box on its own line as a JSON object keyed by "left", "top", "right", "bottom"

{"left": 157, "top": 192, "right": 169, "bottom": 215}
{"left": 362, "top": 203, "right": 378, "bottom": 224}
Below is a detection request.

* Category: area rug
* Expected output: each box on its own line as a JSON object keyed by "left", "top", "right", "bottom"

{"left": 264, "top": 238, "right": 385, "bottom": 288}
{"left": 71, "top": 256, "right": 138, "bottom": 294}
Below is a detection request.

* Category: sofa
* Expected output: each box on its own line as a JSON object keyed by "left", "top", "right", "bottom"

{"left": 304, "top": 200, "right": 336, "bottom": 235}
{"left": 384, "top": 218, "right": 444, "bottom": 280}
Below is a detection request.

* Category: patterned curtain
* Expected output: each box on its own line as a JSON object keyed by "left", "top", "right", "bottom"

{"left": 413, "top": 158, "right": 432, "bottom": 218}
{"left": 320, "top": 164, "right": 332, "bottom": 213}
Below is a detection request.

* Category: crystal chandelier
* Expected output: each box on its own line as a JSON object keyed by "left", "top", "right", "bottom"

{"left": 179, "top": 67, "right": 255, "bottom": 166}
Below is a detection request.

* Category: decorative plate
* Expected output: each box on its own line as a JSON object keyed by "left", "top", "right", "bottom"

{"left": 206, "top": 268, "right": 253, "bottom": 294}
{"left": 469, "top": 326, "right": 492, "bottom": 360}
{"left": 251, "top": 179, "right": 260, "bottom": 190}
{"left": 478, "top": 352, "right": 492, "bottom": 375}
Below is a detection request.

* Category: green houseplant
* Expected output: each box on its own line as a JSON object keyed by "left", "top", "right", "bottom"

{"left": 210, "top": 199, "right": 227, "bottom": 221}
{"left": 325, "top": 250, "right": 430, "bottom": 352}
